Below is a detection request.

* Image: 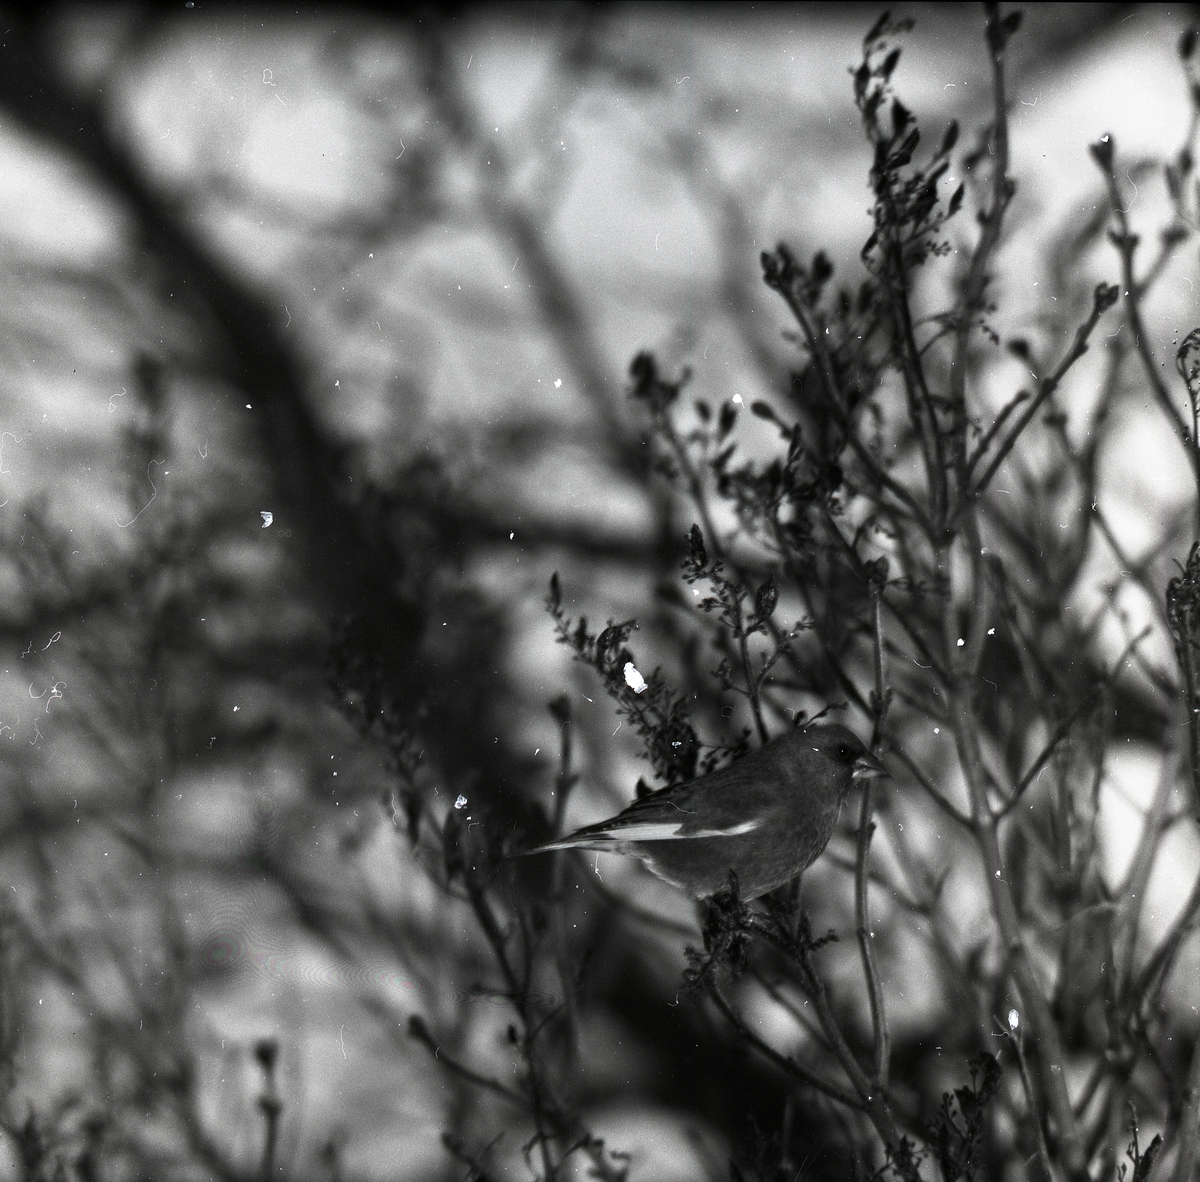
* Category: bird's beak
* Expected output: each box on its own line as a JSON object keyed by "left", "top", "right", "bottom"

{"left": 852, "top": 750, "right": 889, "bottom": 781}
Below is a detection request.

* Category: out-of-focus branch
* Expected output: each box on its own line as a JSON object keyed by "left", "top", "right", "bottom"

{"left": 948, "top": 3, "right": 1017, "bottom": 495}
{"left": 0, "top": 18, "right": 398, "bottom": 625}
{"left": 857, "top": 575, "right": 891, "bottom": 1089}
{"left": 707, "top": 985, "right": 862, "bottom": 1108}
{"left": 1168, "top": 544, "right": 1200, "bottom": 815}
{"left": 967, "top": 281, "right": 1119, "bottom": 505}
{"left": 940, "top": 535, "right": 1089, "bottom": 1179}
{"left": 415, "top": 16, "right": 641, "bottom": 479}
{"left": 1002, "top": 1021, "right": 1056, "bottom": 1180}
{"left": 1092, "top": 132, "right": 1200, "bottom": 516}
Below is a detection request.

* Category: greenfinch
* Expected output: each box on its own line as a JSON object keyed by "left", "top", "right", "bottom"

{"left": 524, "top": 723, "right": 887, "bottom": 898}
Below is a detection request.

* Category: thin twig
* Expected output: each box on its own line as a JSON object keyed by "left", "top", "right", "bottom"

{"left": 999, "top": 1022, "right": 1056, "bottom": 1182}
{"left": 708, "top": 983, "right": 863, "bottom": 1107}
{"left": 996, "top": 694, "right": 1098, "bottom": 818}
{"left": 1094, "top": 144, "right": 1200, "bottom": 509}
{"left": 940, "top": 529, "right": 1089, "bottom": 1178}
{"left": 1111, "top": 736, "right": 1175, "bottom": 1001}
{"left": 969, "top": 281, "right": 1118, "bottom": 504}
{"left": 888, "top": 744, "right": 972, "bottom": 828}
{"left": 793, "top": 935, "right": 906, "bottom": 1153}
{"left": 408, "top": 1016, "right": 528, "bottom": 1108}
{"left": 769, "top": 276, "right": 935, "bottom": 540}
{"left": 658, "top": 407, "right": 770, "bottom": 745}
{"left": 1174, "top": 1033, "right": 1200, "bottom": 1180}
{"left": 856, "top": 581, "right": 891, "bottom": 1088}
{"left": 964, "top": 388, "right": 1029, "bottom": 480}
{"left": 949, "top": 0, "right": 1016, "bottom": 499}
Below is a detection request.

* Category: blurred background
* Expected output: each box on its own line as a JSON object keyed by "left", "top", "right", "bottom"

{"left": 0, "top": 3, "right": 1195, "bottom": 1179}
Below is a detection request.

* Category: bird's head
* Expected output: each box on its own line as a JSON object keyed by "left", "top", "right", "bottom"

{"left": 795, "top": 723, "right": 889, "bottom": 796}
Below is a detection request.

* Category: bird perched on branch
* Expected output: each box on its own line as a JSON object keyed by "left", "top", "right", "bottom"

{"left": 522, "top": 723, "right": 887, "bottom": 899}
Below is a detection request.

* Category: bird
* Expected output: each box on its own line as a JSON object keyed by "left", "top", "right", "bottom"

{"left": 521, "top": 723, "right": 888, "bottom": 899}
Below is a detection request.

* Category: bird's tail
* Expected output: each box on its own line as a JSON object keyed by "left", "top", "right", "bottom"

{"left": 518, "top": 832, "right": 615, "bottom": 856}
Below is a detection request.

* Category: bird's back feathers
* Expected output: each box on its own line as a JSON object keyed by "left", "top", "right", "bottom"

{"left": 524, "top": 723, "right": 879, "bottom": 860}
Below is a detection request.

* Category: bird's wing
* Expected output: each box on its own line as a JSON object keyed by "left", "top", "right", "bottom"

{"left": 532, "top": 761, "right": 767, "bottom": 851}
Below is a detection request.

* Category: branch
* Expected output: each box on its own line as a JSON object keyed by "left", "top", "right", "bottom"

{"left": 794, "top": 933, "right": 907, "bottom": 1156}
{"left": 999, "top": 1021, "right": 1056, "bottom": 1182}
{"left": 408, "top": 1015, "right": 527, "bottom": 1108}
{"left": 888, "top": 744, "right": 973, "bottom": 828}
{"left": 995, "top": 693, "right": 1099, "bottom": 818}
{"left": 963, "top": 387, "right": 1029, "bottom": 480}
{"left": 968, "top": 281, "right": 1119, "bottom": 504}
{"left": 1092, "top": 131, "right": 1200, "bottom": 512}
{"left": 708, "top": 985, "right": 863, "bottom": 1109}
{"left": 938, "top": 531, "right": 1089, "bottom": 1178}
{"left": 857, "top": 578, "right": 891, "bottom": 1088}
{"left": 767, "top": 273, "right": 936, "bottom": 540}
{"left": 948, "top": 1, "right": 1017, "bottom": 496}
{"left": 1176, "top": 1033, "right": 1200, "bottom": 1181}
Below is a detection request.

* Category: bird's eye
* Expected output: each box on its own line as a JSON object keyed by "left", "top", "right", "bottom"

{"left": 837, "top": 743, "right": 853, "bottom": 761}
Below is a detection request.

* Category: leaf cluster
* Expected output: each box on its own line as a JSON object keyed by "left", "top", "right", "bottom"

{"left": 546, "top": 570, "right": 699, "bottom": 783}
{"left": 921, "top": 1052, "right": 1001, "bottom": 1182}
{"left": 855, "top": 13, "right": 966, "bottom": 273}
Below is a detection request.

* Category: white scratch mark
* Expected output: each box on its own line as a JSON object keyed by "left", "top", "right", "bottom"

{"left": 116, "top": 459, "right": 165, "bottom": 528}
{"left": 0, "top": 430, "right": 22, "bottom": 473}
{"left": 1119, "top": 169, "right": 1138, "bottom": 212}
{"left": 109, "top": 388, "right": 126, "bottom": 413}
